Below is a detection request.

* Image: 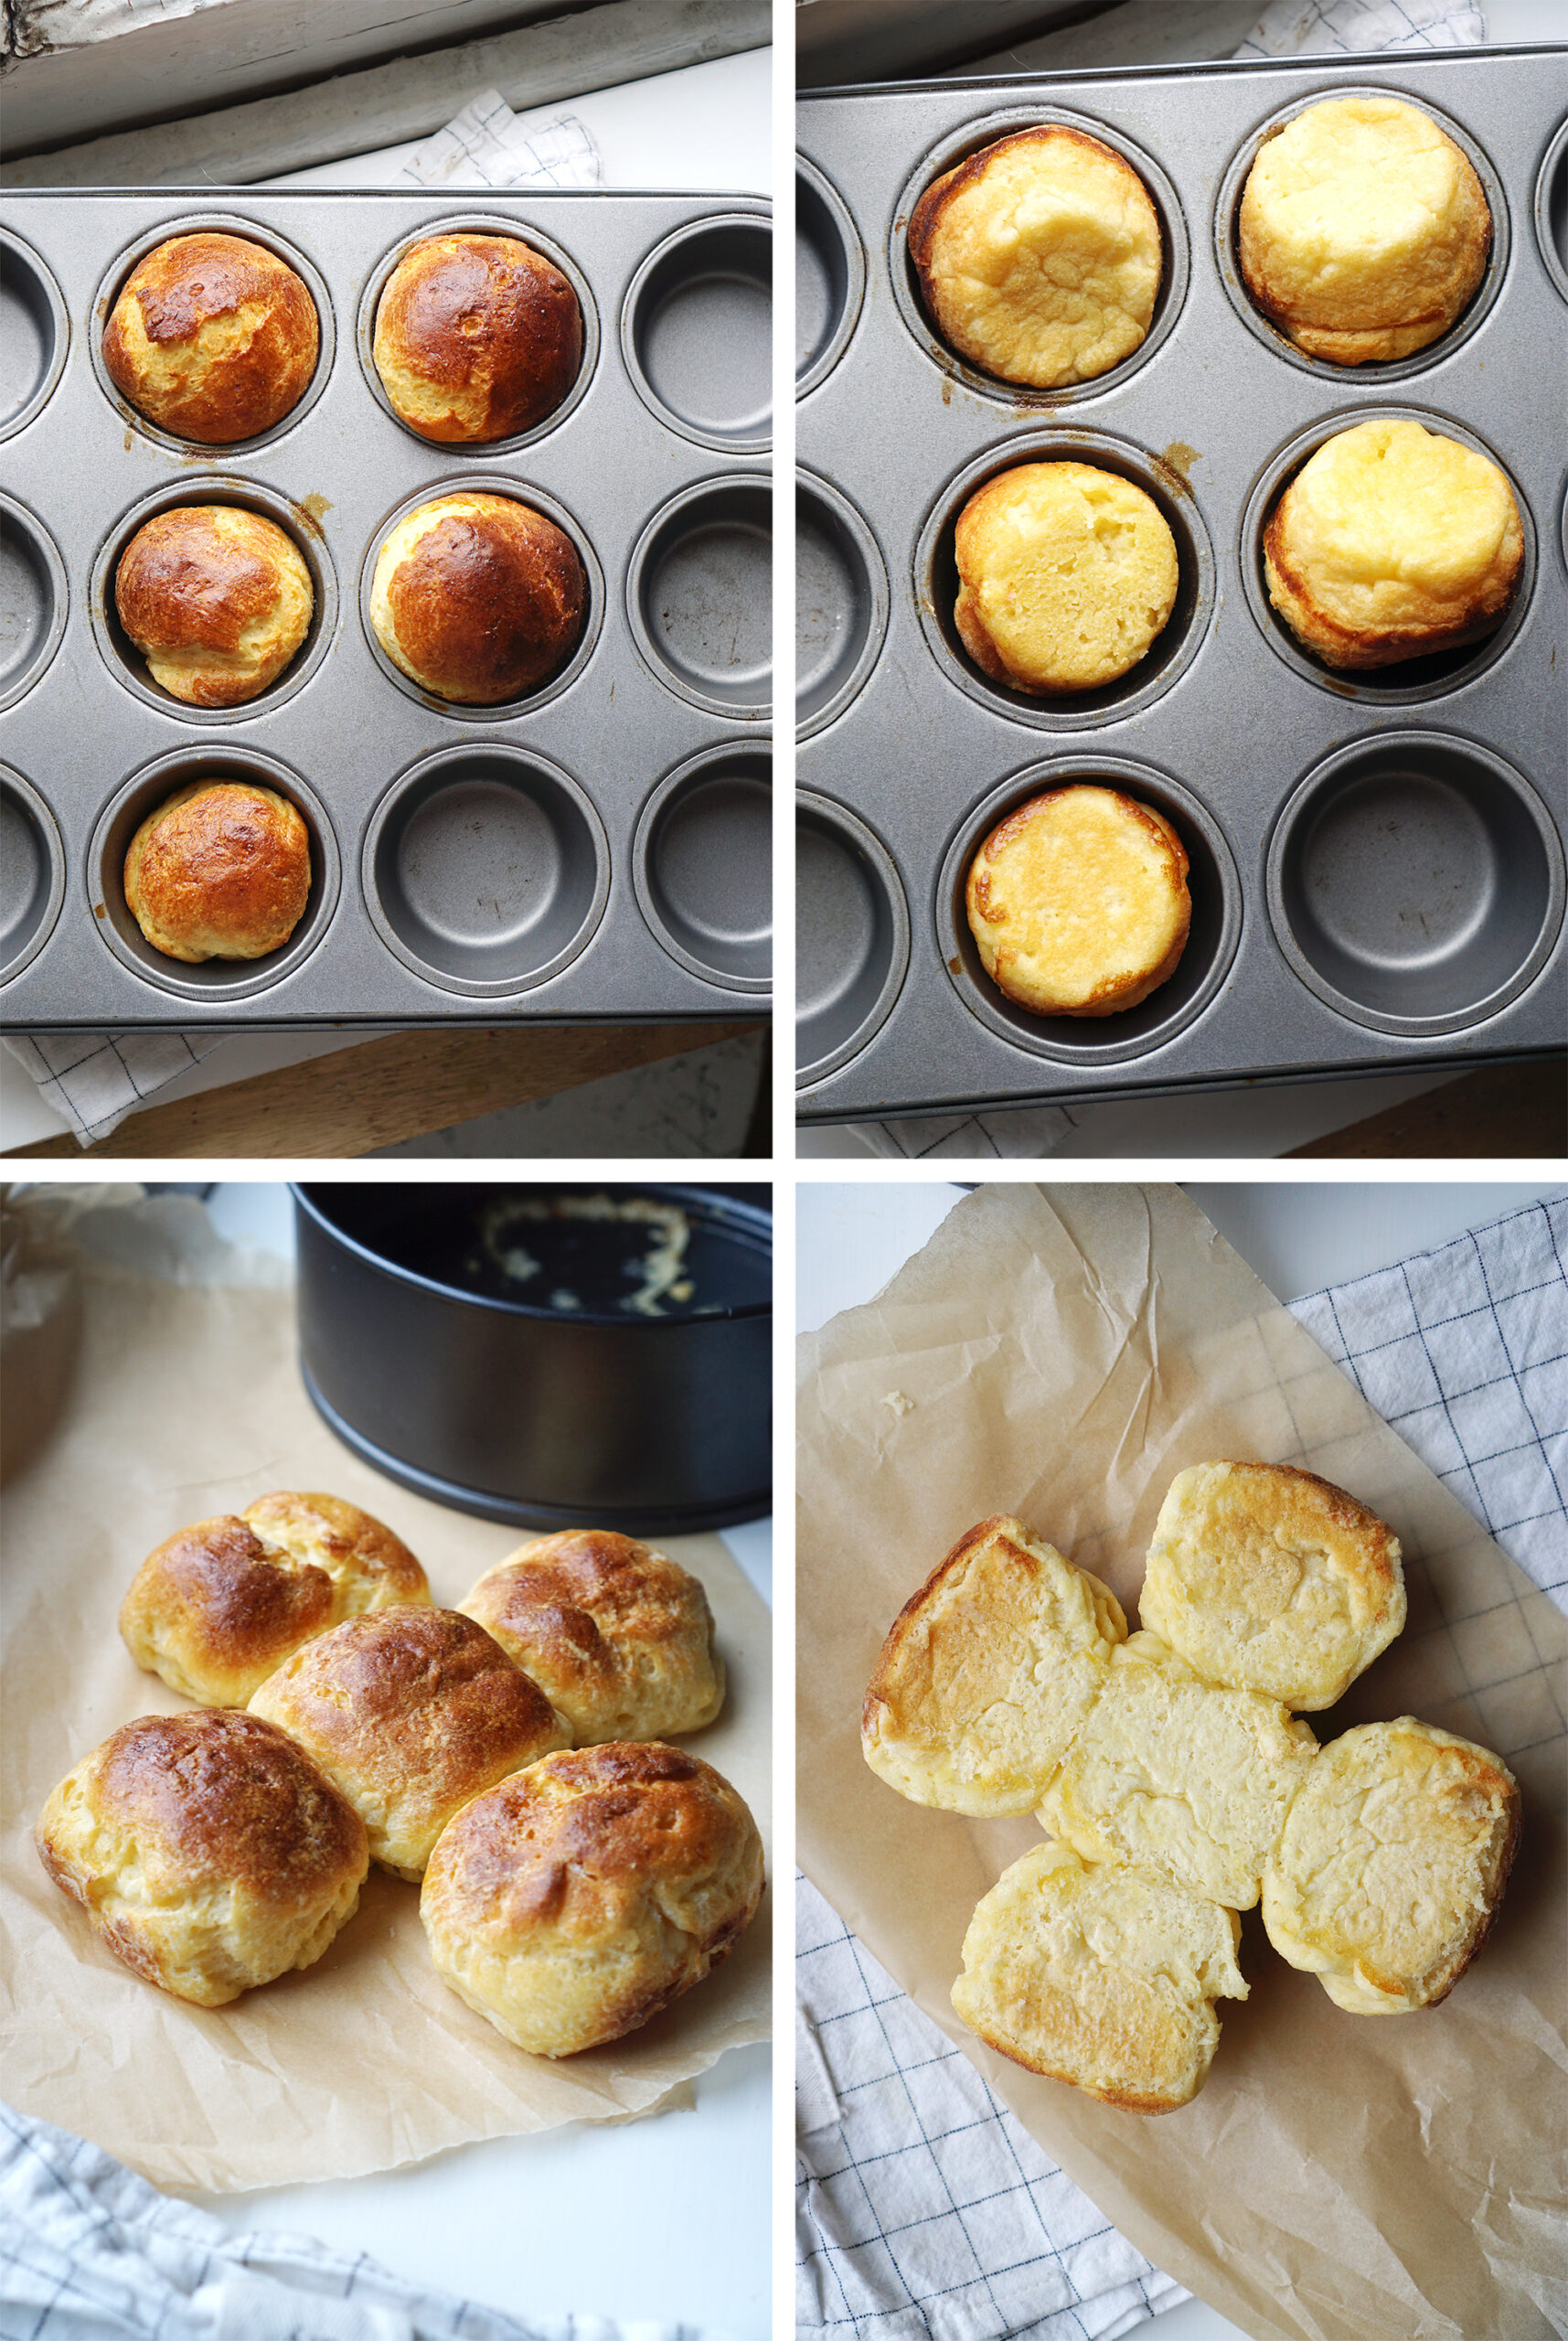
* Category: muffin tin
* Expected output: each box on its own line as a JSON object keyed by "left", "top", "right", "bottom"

{"left": 0, "top": 190, "right": 772, "bottom": 1030}
{"left": 795, "top": 51, "right": 1566, "bottom": 1121}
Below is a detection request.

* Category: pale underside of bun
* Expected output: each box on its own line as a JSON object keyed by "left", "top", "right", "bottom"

{"left": 952, "top": 1842, "right": 1246, "bottom": 2111}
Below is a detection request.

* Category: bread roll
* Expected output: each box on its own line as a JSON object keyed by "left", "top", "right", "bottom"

{"left": 1264, "top": 417, "right": 1522, "bottom": 669}
{"left": 36, "top": 1709, "right": 367, "bottom": 2005}
{"left": 1239, "top": 96, "right": 1490, "bottom": 365}
{"left": 373, "top": 232, "right": 582, "bottom": 442}
{"left": 421, "top": 1742, "right": 764, "bottom": 2056}
{"left": 862, "top": 1515, "right": 1126, "bottom": 1816}
{"left": 248, "top": 1606, "right": 569, "bottom": 1879}
{"left": 1140, "top": 1460, "right": 1405, "bottom": 1710}
{"left": 115, "top": 505, "right": 313, "bottom": 707}
{"left": 102, "top": 231, "right": 319, "bottom": 444}
{"left": 1262, "top": 1718, "right": 1519, "bottom": 2012}
{"left": 369, "top": 491, "right": 587, "bottom": 703}
{"left": 911, "top": 127, "right": 1162, "bottom": 388}
{"left": 120, "top": 1491, "right": 430, "bottom": 1706}
{"left": 123, "top": 779, "right": 311, "bottom": 964}
{"left": 955, "top": 463, "right": 1179, "bottom": 694}
{"left": 460, "top": 1531, "right": 724, "bottom": 1746}
{"left": 1038, "top": 1631, "right": 1318, "bottom": 1910}
{"left": 952, "top": 1843, "right": 1247, "bottom": 2111}
{"left": 965, "top": 785, "right": 1190, "bottom": 1018}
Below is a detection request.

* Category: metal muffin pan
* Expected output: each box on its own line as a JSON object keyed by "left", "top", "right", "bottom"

{"left": 0, "top": 188, "right": 772, "bottom": 1031}
{"left": 796, "top": 51, "right": 1567, "bottom": 1121}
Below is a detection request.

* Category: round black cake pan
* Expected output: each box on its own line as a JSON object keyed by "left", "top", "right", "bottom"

{"left": 292, "top": 1181, "right": 772, "bottom": 1534}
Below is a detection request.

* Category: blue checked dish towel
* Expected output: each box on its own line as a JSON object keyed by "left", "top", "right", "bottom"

{"left": 796, "top": 1194, "right": 1567, "bottom": 2339}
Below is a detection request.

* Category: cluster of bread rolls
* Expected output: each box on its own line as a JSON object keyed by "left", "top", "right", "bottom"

{"left": 37, "top": 1501, "right": 763, "bottom": 2058}
{"left": 862, "top": 1462, "right": 1519, "bottom": 2113}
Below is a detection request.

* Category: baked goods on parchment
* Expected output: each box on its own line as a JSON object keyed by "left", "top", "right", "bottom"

{"left": 864, "top": 1461, "right": 1519, "bottom": 2111}
{"left": 421, "top": 1742, "right": 765, "bottom": 2056}
{"left": 120, "top": 1490, "right": 430, "bottom": 1704}
{"left": 36, "top": 1709, "right": 368, "bottom": 2006}
{"left": 1141, "top": 1460, "right": 1406, "bottom": 1709}
{"left": 247, "top": 1605, "right": 570, "bottom": 1880}
{"left": 460, "top": 1530, "right": 726, "bottom": 1747}
{"left": 910, "top": 126, "right": 1163, "bottom": 390}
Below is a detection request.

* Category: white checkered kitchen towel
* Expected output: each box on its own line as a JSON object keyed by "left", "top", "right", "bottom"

{"left": 796, "top": 1193, "right": 1567, "bottom": 2341}
{"left": 0, "top": 2104, "right": 702, "bottom": 2341}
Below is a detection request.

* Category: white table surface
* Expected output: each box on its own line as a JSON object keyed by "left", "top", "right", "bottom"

{"left": 795, "top": 1176, "right": 1564, "bottom": 2341}
{"left": 179, "top": 1183, "right": 773, "bottom": 2341}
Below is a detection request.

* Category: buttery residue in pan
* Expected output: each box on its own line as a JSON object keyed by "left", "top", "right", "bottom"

{"left": 469, "top": 1193, "right": 703, "bottom": 1317}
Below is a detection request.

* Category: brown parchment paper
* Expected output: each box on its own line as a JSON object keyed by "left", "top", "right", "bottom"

{"left": 796, "top": 1183, "right": 1565, "bottom": 2341}
{"left": 0, "top": 1196, "right": 770, "bottom": 2194}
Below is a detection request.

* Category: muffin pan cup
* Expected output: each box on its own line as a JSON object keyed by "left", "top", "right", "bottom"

{"left": 796, "top": 51, "right": 1566, "bottom": 1118}
{"left": 0, "top": 188, "right": 770, "bottom": 1031}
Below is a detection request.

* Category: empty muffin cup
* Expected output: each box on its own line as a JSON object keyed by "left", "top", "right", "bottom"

{"left": 629, "top": 476, "right": 772, "bottom": 717}
{"left": 796, "top": 472, "right": 887, "bottom": 737}
{"left": 0, "top": 493, "right": 68, "bottom": 713}
{"left": 1535, "top": 115, "right": 1568, "bottom": 305}
{"left": 1267, "top": 732, "right": 1564, "bottom": 1036}
{"left": 623, "top": 214, "right": 772, "bottom": 452}
{"left": 796, "top": 793, "right": 910, "bottom": 1087}
{"left": 797, "top": 157, "right": 863, "bottom": 395}
{"left": 91, "top": 476, "right": 336, "bottom": 721}
{"left": 0, "top": 767, "right": 65, "bottom": 984}
{"left": 1243, "top": 406, "right": 1536, "bottom": 700}
{"left": 364, "top": 744, "right": 608, "bottom": 998}
{"left": 0, "top": 230, "right": 68, "bottom": 442}
{"left": 938, "top": 759, "right": 1241, "bottom": 1065}
{"left": 634, "top": 743, "right": 771, "bottom": 991}
{"left": 916, "top": 432, "right": 1214, "bottom": 729}
{"left": 91, "top": 747, "right": 340, "bottom": 1000}
{"left": 891, "top": 108, "right": 1188, "bottom": 405}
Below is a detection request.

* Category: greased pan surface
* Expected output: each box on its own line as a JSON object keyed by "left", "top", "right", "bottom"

{"left": 0, "top": 190, "right": 772, "bottom": 1030}
{"left": 795, "top": 51, "right": 1566, "bottom": 1122}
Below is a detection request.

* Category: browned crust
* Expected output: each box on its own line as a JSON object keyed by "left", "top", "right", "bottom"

{"left": 261, "top": 1606, "right": 560, "bottom": 1794}
{"left": 244, "top": 1491, "right": 427, "bottom": 1601}
{"left": 123, "top": 781, "right": 311, "bottom": 963}
{"left": 1421, "top": 1774, "right": 1521, "bottom": 2006}
{"left": 1263, "top": 479, "right": 1522, "bottom": 669}
{"left": 373, "top": 233, "right": 582, "bottom": 441}
{"left": 102, "top": 232, "right": 319, "bottom": 444}
{"left": 863, "top": 1515, "right": 1023, "bottom": 1743}
{"left": 113, "top": 507, "right": 305, "bottom": 706}
{"left": 1214, "top": 1459, "right": 1403, "bottom": 1615}
{"left": 121, "top": 1515, "right": 334, "bottom": 1677}
{"left": 429, "top": 1741, "right": 763, "bottom": 2042}
{"left": 39, "top": 1710, "right": 365, "bottom": 1902}
{"left": 965, "top": 788, "right": 1191, "bottom": 1018}
{"left": 908, "top": 126, "right": 1147, "bottom": 354}
{"left": 958, "top": 2008, "right": 1186, "bottom": 2113}
{"left": 469, "top": 1533, "right": 709, "bottom": 1697}
{"left": 385, "top": 502, "right": 586, "bottom": 701}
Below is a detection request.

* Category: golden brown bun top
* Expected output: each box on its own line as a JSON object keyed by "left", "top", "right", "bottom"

{"left": 102, "top": 232, "right": 320, "bottom": 444}
{"left": 910, "top": 126, "right": 1161, "bottom": 389}
{"left": 126, "top": 1513, "right": 335, "bottom": 1680}
{"left": 374, "top": 493, "right": 587, "bottom": 703}
{"left": 373, "top": 233, "right": 582, "bottom": 442}
{"left": 123, "top": 780, "right": 312, "bottom": 965}
{"left": 242, "top": 1491, "right": 427, "bottom": 1596}
{"left": 461, "top": 1530, "right": 722, "bottom": 1739}
{"left": 115, "top": 506, "right": 307, "bottom": 655}
{"left": 426, "top": 1741, "right": 762, "bottom": 1947}
{"left": 43, "top": 1709, "right": 366, "bottom": 1898}
{"left": 1238, "top": 97, "right": 1491, "bottom": 365}
{"left": 251, "top": 1604, "right": 560, "bottom": 1779}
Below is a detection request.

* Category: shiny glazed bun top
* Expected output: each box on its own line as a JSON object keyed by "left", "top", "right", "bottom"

{"left": 114, "top": 505, "right": 313, "bottom": 708}
{"left": 123, "top": 779, "right": 312, "bottom": 965}
{"left": 373, "top": 232, "right": 583, "bottom": 442}
{"left": 368, "top": 491, "right": 588, "bottom": 704}
{"left": 103, "top": 232, "right": 320, "bottom": 444}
